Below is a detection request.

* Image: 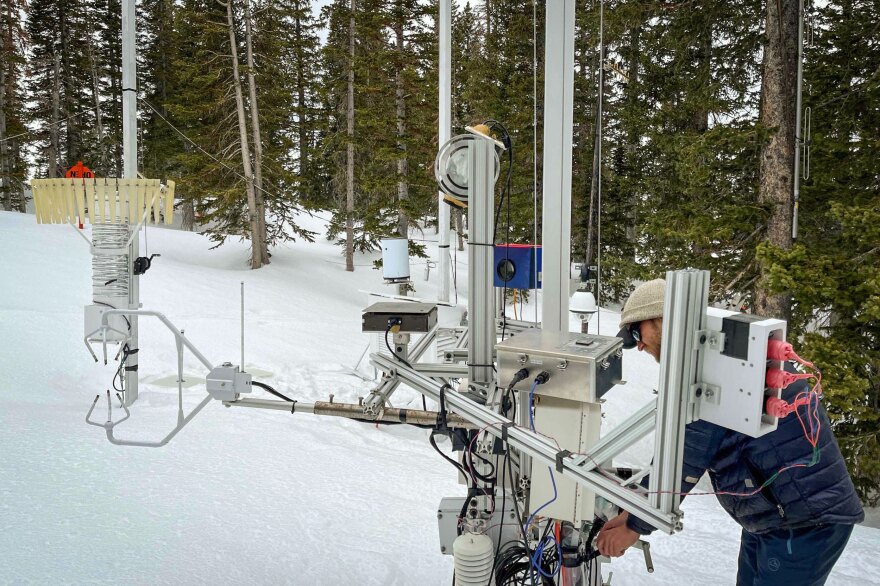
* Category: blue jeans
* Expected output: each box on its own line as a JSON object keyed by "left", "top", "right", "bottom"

{"left": 736, "top": 523, "right": 854, "bottom": 586}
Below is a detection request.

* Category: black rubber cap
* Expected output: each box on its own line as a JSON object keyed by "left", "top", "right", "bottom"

{"left": 617, "top": 326, "right": 638, "bottom": 350}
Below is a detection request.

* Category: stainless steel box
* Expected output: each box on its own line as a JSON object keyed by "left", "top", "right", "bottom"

{"left": 496, "top": 330, "right": 623, "bottom": 403}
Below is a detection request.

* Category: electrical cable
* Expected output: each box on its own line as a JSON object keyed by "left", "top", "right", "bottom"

{"left": 523, "top": 377, "right": 561, "bottom": 581}
{"left": 503, "top": 450, "right": 538, "bottom": 586}
{"left": 251, "top": 380, "right": 295, "bottom": 403}
{"left": 384, "top": 324, "right": 414, "bottom": 369}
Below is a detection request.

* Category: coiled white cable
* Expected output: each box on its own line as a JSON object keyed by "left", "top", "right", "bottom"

{"left": 92, "top": 223, "right": 131, "bottom": 302}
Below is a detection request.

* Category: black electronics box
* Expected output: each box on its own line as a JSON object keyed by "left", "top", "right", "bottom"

{"left": 362, "top": 302, "right": 438, "bottom": 333}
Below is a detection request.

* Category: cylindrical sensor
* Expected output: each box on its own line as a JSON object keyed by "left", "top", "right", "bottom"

{"left": 381, "top": 238, "right": 410, "bottom": 282}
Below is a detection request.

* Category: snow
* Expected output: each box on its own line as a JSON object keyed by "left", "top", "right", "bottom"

{"left": 1, "top": 210, "right": 877, "bottom": 585}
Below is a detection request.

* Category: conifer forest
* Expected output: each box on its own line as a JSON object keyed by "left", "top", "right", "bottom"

{"left": 0, "top": 0, "right": 878, "bottom": 502}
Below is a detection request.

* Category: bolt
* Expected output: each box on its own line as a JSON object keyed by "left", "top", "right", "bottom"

{"left": 705, "top": 389, "right": 714, "bottom": 398}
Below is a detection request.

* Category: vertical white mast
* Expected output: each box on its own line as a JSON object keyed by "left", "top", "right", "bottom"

{"left": 122, "top": 0, "right": 139, "bottom": 404}
{"left": 437, "top": 0, "right": 452, "bottom": 303}
{"left": 540, "top": 0, "right": 576, "bottom": 332}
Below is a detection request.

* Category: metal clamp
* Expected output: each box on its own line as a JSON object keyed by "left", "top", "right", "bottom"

{"left": 694, "top": 329, "right": 725, "bottom": 352}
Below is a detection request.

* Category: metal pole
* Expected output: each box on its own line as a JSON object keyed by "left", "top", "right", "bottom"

{"left": 122, "top": 0, "right": 139, "bottom": 404}
{"left": 467, "top": 138, "right": 496, "bottom": 389}
{"left": 650, "top": 269, "right": 708, "bottom": 517}
{"left": 540, "top": 0, "right": 576, "bottom": 332}
{"left": 241, "top": 281, "right": 245, "bottom": 371}
{"left": 792, "top": 0, "right": 805, "bottom": 239}
{"left": 438, "top": 0, "right": 452, "bottom": 303}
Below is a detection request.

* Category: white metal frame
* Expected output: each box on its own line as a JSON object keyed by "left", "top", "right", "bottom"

{"left": 540, "top": 0, "right": 576, "bottom": 332}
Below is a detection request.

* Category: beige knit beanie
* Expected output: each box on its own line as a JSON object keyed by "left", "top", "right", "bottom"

{"left": 619, "top": 278, "right": 666, "bottom": 329}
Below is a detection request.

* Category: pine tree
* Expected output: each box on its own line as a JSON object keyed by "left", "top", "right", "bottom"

{"left": 758, "top": 0, "right": 880, "bottom": 503}
{"left": 0, "top": 0, "right": 28, "bottom": 211}
{"left": 26, "top": 0, "right": 95, "bottom": 177}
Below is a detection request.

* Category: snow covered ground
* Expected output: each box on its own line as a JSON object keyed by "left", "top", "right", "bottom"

{"left": 1, "top": 210, "right": 877, "bottom": 585}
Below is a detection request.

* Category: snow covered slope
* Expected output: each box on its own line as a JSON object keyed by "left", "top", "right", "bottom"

{"left": 1, "top": 211, "right": 876, "bottom": 585}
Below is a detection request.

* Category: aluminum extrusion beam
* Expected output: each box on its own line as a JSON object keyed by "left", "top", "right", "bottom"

{"left": 370, "top": 352, "right": 682, "bottom": 533}
{"left": 540, "top": 0, "right": 576, "bottom": 332}
{"left": 467, "top": 138, "right": 496, "bottom": 387}
{"left": 437, "top": 0, "right": 452, "bottom": 302}
{"left": 568, "top": 400, "right": 656, "bottom": 472}
{"left": 363, "top": 325, "right": 439, "bottom": 413}
{"left": 413, "top": 363, "right": 469, "bottom": 378}
{"left": 649, "top": 269, "right": 708, "bottom": 516}
{"left": 122, "top": 0, "right": 139, "bottom": 405}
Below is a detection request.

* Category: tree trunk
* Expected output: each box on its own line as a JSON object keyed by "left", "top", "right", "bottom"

{"left": 225, "top": 0, "right": 264, "bottom": 269}
{"left": 454, "top": 208, "right": 465, "bottom": 251}
{"left": 295, "top": 13, "right": 309, "bottom": 190}
{"left": 0, "top": 63, "right": 9, "bottom": 210}
{"left": 86, "top": 34, "right": 107, "bottom": 173}
{"left": 624, "top": 24, "right": 641, "bottom": 248}
{"left": 182, "top": 200, "right": 195, "bottom": 231}
{"left": 394, "top": 8, "right": 408, "bottom": 295}
{"left": 244, "top": 0, "right": 268, "bottom": 263}
{"left": 345, "top": 0, "right": 355, "bottom": 272}
{"left": 48, "top": 53, "right": 61, "bottom": 177}
{"left": 585, "top": 53, "right": 604, "bottom": 270}
{"left": 755, "top": 0, "right": 798, "bottom": 319}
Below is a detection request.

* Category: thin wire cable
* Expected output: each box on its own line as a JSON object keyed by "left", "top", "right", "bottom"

{"left": 139, "top": 97, "right": 333, "bottom": 224}
{"left": 0, "top": 110, "right": 88, "bottom": 145}
{"left": 92, "top": 224, "right": 131, "bottom": 300}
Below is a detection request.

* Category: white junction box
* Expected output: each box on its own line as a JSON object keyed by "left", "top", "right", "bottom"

{"left": 526, "top": 396, "right": 601, "bottom": 524}
{"left": 696, "top": 307, "right": 786, "bottom": 438}
{"left": 496, "top": 330, "right": 621, "bottom": 524}
{"left": 206, "top": 364, "right": 252, "bottom": 401}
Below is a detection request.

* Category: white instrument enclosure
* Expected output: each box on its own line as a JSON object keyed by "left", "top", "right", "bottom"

{"left": 696, "top": 308, "right": 786, "bottom": 438}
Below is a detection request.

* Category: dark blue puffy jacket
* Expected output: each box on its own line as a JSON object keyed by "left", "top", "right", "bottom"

{"left": 627, "top": 374, "right": 865, "bottom": 536}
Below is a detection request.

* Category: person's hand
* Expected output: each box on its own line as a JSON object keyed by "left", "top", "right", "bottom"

{"left": 596, "top": 511, "right": 640, "bottom": 557}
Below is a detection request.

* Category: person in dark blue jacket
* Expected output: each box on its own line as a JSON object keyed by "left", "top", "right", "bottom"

{"left": 596, "top": 279, "right": 864, "bottom": 586}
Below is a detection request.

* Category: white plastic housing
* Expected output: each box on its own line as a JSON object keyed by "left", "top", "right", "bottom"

{"left": 697, "top": 308, "right": 786, "bottom": 438}
{"left": 206, "top": 365, "right": 252, "bottom": 401}
{"left": 452, "top": 533, "right": 494, "bottom": 586}
{"left": 380, "top": 238, "right": 410, "bottom": 282}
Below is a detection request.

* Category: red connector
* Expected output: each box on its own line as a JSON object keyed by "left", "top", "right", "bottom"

{"left": 766, "top": 368, "right": 814, "bottom": 389}
{"left": 767, "top": 339, "right": 814, "bottom": 368}
{"left": 765, "top": 396, "right": 794, "bottom": 418}
{"left": 765, "top": 394, "right": 814, "bottom": 419}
